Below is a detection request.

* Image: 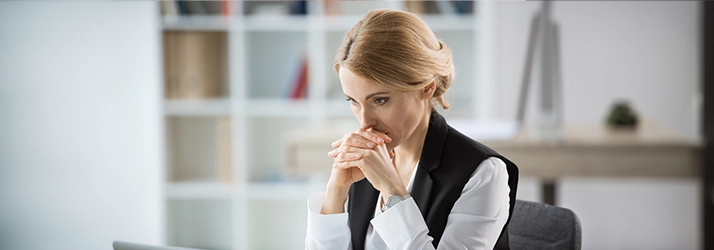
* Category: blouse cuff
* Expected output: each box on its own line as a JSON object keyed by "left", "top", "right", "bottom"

{"left": 370, "top": 197, "right": 429, "bottom": 248}
{"left": 306, "top": 192, "right": 350, "bottom": 241}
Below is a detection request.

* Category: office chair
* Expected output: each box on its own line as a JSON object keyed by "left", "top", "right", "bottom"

{"left": 508, "top": 200, "right": 582, "bottom": 249}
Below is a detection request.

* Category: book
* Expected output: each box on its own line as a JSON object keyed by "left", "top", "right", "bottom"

{"left": 288, "top": 55, "right": 309, "bottom": 100}
{"left": 168, "top": 117, "right": 233, "bottom": 183}
{"left": 245, "top": 1, "right": 307, "bottom": 16}
{"left": 405, "top": 1, "right": 473, "bottom": 15}
{"left": 160, "top": 0, "right": 178, "bottom": 17}
{"left": 405, "top": 1, "right": 426, "bottom": 14}
{"left": 216, "top": 117, "right": 232, "bottom": 183}
{"left": 324, "top": 0, "right": 339, "bottom": 16}
{"left": 221, "top": 0, "right": 233, "bottom": 17}
{"left": 200, "top": 1, "right": 223, "bottom": 15}
{"left": 434, "top": 0, "right": 457, "bottom": 15}
{"left": 452, "top": 1, "right": 474, "bottom": 14}
{"left": 185, "top": 1, "right": 206, "bottom": 15}
{"left": 163, "top": 31, "right": 178, "bottom": 97}
{"left": 175, "top": 0, "right": 188, "bottom": 15}
{"left": 164, "top": 1, "right": 226, "bottom": 16}
{"left": 163, "top": 31, "right": 227, "bottom": 99}
{"left": 290, "top": 1, "right": 307, "bottom": 15}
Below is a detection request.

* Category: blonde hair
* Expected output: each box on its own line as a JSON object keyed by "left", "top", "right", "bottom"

{"left": 334, "top": 9, "right": 455, "bottom": 110}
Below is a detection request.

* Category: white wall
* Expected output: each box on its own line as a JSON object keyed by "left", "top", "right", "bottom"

{"left": 491, "top": 1, "right": 700, "bottom": 140}
{"left": 0, "top": 2, "right": 163, "bottom": 250}
{"left": 488, "top": 2, "right": 701, "bottom": 249}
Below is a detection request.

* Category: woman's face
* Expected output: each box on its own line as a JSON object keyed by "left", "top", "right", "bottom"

{"left": 339, "top": 67, "right": 430, "bottom": 150}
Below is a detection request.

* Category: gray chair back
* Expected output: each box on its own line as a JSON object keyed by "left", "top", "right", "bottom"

{"left": 508, "top": 200, "right": 582, "bottom": 249}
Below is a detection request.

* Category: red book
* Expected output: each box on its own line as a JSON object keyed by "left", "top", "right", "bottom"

{"left": 289, "top": 57, "right": 308, "bottom": 99}
{"left": 221, "top": 0, "right": 233, "bottom": 17}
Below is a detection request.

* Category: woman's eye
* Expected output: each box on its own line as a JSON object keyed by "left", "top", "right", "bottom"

{"left": 346, "top": 98, "right": 357, "bottom": 105}
{"left": 375, "top": 98, "right": 388, "bottom": 105}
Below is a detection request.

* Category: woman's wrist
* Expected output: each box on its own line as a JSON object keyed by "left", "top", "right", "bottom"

{"left": 380, "top": 183, "right": 409, "bottom": 204}
{"left": 320, "top": 185, "right": 350, "bottom": 214}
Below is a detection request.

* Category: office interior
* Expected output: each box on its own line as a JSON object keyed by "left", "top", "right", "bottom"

{"left": 0, "top": 1, "right": 711, "bottom": 250}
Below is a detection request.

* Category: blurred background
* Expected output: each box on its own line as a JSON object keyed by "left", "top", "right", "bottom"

{"left": 0, "top": 1, "right": 710, "bottom": 250}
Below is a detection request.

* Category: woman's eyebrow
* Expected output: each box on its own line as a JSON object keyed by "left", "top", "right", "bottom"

{"left": 364, "top": 91, "right": 390, "bottom": 100}
{"left": 343, "top": 92, "right": 390, "bottom": 101}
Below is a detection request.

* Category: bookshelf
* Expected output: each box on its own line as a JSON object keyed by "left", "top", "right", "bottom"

{"left": 160, "top": 1, "right": 488, "bottom": 249}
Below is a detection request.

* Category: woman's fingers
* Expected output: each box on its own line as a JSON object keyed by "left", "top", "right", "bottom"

{"left": 329, "top": 142, "right": 402, "bottom": 195}
{"left": 330, "top": 138, "right": 343, "bottom": 148}
{"left": 328, "top": 145, "right": 358, "bottom": 158}
{"left": 355, "top": 128, "right": 392, "bottom": 144}
{"left": 342, "top": 135, "right": 377, "bottom": 149}
{"left": 336, "top": 151, "right": 362, "bottom": 162}
{"left": 331, "top": 147, "right": 369, "bottom": 167}
{"left": 333, "top": 159, "right": 362, "bottom": 169}
{"left": 332, "top": 133, "right": 374, "bottom": 149}
{"left": 331, "top": 128, "right": 392, "bottom": 150}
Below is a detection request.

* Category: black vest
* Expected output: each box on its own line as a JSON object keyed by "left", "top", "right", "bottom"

{"left": 347, "top": 112, "right": 519, "bottom": 250}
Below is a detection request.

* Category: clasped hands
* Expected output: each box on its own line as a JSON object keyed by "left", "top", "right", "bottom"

{"left": 326, "top": 128, "right": 408, "bottom": 200}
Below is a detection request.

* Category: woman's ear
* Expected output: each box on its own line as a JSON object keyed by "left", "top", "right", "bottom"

{"left": 422, "top": 81, "right": 436, "bottom": 100}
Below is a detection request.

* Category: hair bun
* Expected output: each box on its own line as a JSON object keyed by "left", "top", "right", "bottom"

{"left": 335, "top": 9, "right": 455, "bottom": 110}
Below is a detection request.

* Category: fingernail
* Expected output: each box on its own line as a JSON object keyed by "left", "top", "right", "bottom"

{"left": 353, "top": 153, "right": 361, "bottom": 158}
{"left": 331, "top": 141, "right": 338, "bottom": 146}
{"left": 366, "top": 142, "right": 375, "bottom": 148}
{"left": 332, "top": 163, "right": 337, "bottom": 168}
{"left": 327, "top": 150, "right": 333, "bottom": 156}
{"left": 376, "top": 137, "right": 384, "bottom": 143}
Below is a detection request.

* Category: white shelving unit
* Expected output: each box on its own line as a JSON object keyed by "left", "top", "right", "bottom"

{"left": 161, "top": 1, "right": 490, "bottom": 249}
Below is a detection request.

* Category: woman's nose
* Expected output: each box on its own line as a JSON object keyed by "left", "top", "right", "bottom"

{"left": 358, "top": 109, "right": 377, "bottom": 129}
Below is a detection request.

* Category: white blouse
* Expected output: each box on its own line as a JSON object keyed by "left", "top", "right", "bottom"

{"left": 304, "top": 157, "right": 510, "bottom": 250}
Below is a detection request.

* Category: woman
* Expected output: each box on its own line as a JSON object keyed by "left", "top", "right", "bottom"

{"left": 305, "top": 9, "right": 518, "bottom": 250}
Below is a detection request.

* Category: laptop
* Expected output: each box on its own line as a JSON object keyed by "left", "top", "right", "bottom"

{"left": 113, "top": 241, "right": 205, "bottom": 250}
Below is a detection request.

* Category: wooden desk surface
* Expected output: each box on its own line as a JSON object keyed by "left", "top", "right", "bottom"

{"left": 481, "top": 123, "right": 703, "bottom": 179}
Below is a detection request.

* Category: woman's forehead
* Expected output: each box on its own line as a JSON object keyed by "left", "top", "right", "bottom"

{"left": 340, "top": 68, "right": 387, "bottom": 91}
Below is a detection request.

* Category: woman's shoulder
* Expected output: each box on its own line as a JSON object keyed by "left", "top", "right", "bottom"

{"left": 444, "top": 124, "right": 501, "bottom": 157}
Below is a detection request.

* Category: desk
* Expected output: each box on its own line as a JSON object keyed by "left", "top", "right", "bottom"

{"left": 481, "top": 123, "right": 702, "bottom": 205}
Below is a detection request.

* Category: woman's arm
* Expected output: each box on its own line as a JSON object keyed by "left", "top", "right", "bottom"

{"left": 305, "top": 192, "right": 352, "bottom": 250}
{"left": 323, "top": 129, "right": 393, "bottom": 214}
{"left": 306, "top": 129, "right": 391, "bottom": 250}
{"left": 436, "top": 157, "right": 510, "bottom": 249}
{"left": 314, "top": 129, "right": 509, "bottom": 249}
{"left": 368, "top": 157, "right": 510, "bottom": 250}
